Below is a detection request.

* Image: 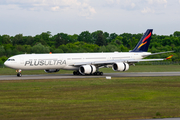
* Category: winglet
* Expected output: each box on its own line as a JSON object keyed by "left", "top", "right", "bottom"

{"left": 166, "top": 55, "right": 173, "bottom": 60}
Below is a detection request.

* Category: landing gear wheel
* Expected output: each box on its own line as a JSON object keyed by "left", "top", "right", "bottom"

{"left": 93, "top": 72, "right": 103, "bottom": 76}
{"left": 73, "top": 71, "right": 77, "bottom": 75}
{"left": 99, "top": 72, "right": 103, "bottom": 76}
{"left": 73, "top": 71, "right": 81, "bottom": 76}
{"left": 93, "top": 72, "right": 97, "bottom": 75}
{"left": 17, "top": 73, "right": 22, "bottom": 77}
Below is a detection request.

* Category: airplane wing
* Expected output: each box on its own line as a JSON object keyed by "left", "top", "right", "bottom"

{"left": 71, "top": 55, "right": 173, "bottom": 67}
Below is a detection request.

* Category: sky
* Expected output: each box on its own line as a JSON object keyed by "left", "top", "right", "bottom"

{"left": 0, "top": 0, "right": 180, "bottom": 36}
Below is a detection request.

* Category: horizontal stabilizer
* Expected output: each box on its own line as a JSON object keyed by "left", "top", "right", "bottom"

{"left": 142, "top": 51, "right": 174, "bottom": 57}
{"left": 166, "top": 55, "right": 173, "bottom": 60}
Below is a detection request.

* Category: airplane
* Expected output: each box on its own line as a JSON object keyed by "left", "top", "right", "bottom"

{"left": 4, "top": 29, "right": 173, "bottom": 77}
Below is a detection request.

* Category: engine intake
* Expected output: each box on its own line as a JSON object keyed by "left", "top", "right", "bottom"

{"left": 44, "top": 69, "right": 60, "bottom": 73}
{"left": 79, "top": 65, "right": 96, "bottom": 75}
{"left": 112, "top": 62, "right": 129, "bottom": 72}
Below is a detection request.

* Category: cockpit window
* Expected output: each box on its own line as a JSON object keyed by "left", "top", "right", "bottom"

{"left": 7, "top": 59, "right": 15, "bottom": 61}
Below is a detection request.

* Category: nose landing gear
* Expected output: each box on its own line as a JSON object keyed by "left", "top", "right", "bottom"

{"left": 17, "top": 73, "right": 22, "bottom": 77}
{"left": 16, "top": 70, "right": 22, "bottom": 77}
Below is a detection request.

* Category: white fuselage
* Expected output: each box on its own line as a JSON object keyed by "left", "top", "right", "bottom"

{"left": 4, "top": 52, "right": 151, "bottom": 71}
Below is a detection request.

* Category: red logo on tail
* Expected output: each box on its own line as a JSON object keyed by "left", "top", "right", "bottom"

{"left": 138, "top": 32, "right": 152, "bottom": 49}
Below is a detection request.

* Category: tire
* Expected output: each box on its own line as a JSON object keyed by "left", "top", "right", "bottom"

{"left": 17, "top": 73, "right": 22, "bottom": 77}
{"left": 73, "top": 71, "right": 77, "bottom": 75}
{"left": 97, "top": 72, "right": 101, "bottom": 76}
{"left": 100, "top": 72, "right": 103, "bottom": 76}
{"left": 93, "top": 72, "right": 97, "bottom": 75}
{"left": 19, "top": 73, "right": 22, "bottom": 77}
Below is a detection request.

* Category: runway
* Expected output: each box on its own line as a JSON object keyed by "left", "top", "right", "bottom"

{"left": 0, "top": 72, "right": 180, "bottom": 80}
{"left": 140, "top": 118, "right": 180, "bottom": 120}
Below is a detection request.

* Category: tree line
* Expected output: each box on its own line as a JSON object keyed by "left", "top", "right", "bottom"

{"left": 0, "top": 30, "right": 180, "bottom": 64}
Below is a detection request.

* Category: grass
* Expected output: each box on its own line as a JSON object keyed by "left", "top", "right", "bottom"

{"left": 0, "top": 77, "right": 180, "bottom": 119}
{"left": 0, "top": 64, "right": 180, "bottom": 75}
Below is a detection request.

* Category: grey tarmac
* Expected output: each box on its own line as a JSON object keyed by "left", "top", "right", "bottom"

{"left": 0, "top": 72, "right": 180, "bottom": 80}
{"left": 139, "top": 118, "right": 180, "bottom": 120}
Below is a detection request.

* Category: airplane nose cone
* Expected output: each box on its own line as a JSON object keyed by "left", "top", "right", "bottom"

{"left": 4, "top": 61, "right": 8, "bottom": 67}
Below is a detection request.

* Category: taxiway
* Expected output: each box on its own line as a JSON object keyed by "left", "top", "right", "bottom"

{"left": 0, "top": 72, "right": 180, "bottom": 80}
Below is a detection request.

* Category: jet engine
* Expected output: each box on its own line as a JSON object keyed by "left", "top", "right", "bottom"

{"left": 112, "top": 62, "right": 129, "bottom": 72}
{"left": 44, "top": 69, "right": 60, "bottom": 73}
{"left": 79, "top": 65, "right": 96, "bottom": 75}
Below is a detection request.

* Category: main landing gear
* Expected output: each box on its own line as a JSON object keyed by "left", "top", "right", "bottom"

{"left": 73, "top": 71, "right": 103, "bottom": 76}
{"left": 16, "top": 70, "right": 22, "bottom": 77}
{"left": 93, "top": 71, "right": 103, "bottom": 76}
{"left": 73, "top": 71, "right": 81, "bottom": 75}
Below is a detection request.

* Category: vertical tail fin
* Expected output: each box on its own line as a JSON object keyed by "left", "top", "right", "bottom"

{"left": 131, "top": 29, "right": 153, "bottom": 52}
